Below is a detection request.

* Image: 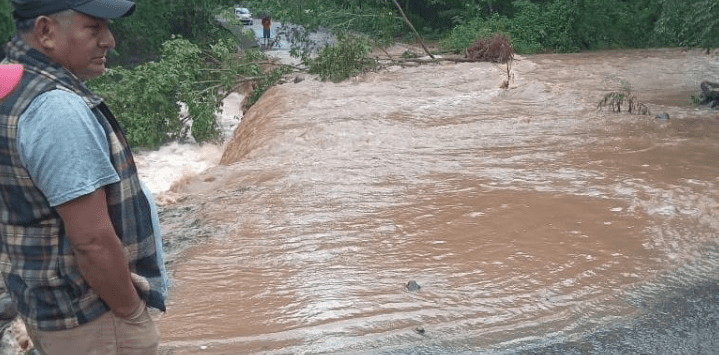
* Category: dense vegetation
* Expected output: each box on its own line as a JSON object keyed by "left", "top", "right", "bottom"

{"left": 246, "top": 0, "right": 718, "bottom": 53}
{"left": 3, "top": 0, "right": 715, "bottom": 63}
{"left": 0, "top": 0, "right": 716, "bottom": 147}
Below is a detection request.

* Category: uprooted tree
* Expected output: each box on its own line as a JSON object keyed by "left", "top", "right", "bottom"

{"left": 466, "top": 32, "right": 515, "bottom": 88}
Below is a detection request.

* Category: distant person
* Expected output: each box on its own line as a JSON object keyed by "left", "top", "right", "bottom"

{"left": 0, "top": 0, "right": 168, "bottom": 354}
{"left": 262, "top": 15, "right": 272, "bottom": 45}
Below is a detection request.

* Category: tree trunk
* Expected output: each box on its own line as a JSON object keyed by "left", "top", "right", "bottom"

{"left": 392, "top": 0, "right": 435, "bottom": 59}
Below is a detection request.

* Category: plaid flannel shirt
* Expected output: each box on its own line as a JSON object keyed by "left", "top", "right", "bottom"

{"left": 0, "top": 36, "right": 166, "bottom": 331}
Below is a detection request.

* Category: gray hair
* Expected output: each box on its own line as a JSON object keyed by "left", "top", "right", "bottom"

{"left": 15, "top": 9, "right": 76, "bottom": 35}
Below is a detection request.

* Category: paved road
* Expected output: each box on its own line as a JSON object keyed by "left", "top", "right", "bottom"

{"left": 519, "top": 280, "right": 719, "bottom": 355}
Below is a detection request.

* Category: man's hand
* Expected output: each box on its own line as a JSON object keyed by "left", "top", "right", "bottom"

{"left": 55, "top": 188, "right": 142, "bottom": 318}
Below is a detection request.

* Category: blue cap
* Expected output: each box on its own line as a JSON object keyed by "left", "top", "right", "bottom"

{"left": 13, "top": 0, "right": 135, "bottom": 20}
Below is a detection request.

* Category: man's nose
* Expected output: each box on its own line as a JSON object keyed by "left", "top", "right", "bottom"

{"left": 100, "top": 28, "right": 116, "bottom": 50}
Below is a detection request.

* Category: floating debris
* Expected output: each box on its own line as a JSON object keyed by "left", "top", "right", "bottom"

{"left": 406, "top": 280, "right": 421, "bottom": 291}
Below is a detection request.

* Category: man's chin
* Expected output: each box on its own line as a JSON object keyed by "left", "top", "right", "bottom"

{"left": 77, "top": 67, "right": 107, "bottom": 81}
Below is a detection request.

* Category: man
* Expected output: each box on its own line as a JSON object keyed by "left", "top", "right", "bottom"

{"left": 0, "top": 1, "right": 166, "bottom": 354}
{"left": 261, "top": 15, "right": 271, "bottom": 45}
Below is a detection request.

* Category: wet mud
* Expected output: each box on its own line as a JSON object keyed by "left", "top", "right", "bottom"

{"left": 155, "top": 48, "right": 719, "bottom": 354}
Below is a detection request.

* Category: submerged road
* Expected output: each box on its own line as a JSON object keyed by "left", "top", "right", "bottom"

{"left": 155, "top": 28, "right": 719, "bottom": 354}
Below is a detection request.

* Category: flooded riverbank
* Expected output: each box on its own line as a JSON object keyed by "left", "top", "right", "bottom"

{"left": 150, "top": 48, "right": 719, "bottom": 354}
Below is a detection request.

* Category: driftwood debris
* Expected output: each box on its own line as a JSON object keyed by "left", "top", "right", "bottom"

{"left": 700, "top": 81, "right": 719, "bottom": 108}
{"left": 466, "top": 33, "right": 514, "bottom": 64}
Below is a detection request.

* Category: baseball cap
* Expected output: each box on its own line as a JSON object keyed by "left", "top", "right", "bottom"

{"left": 0, "top": 64, "right": 23, "bottom": 101}
{"left": 13, "top": 0, "right": 136, "bottom": 20}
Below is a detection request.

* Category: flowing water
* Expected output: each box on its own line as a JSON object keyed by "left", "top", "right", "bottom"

{"left": 145, "top": 48, "right": 719, "bottom": 354}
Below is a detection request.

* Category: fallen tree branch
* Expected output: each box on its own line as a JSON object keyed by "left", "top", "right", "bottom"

{"left": 390, "top": 57, "right": 474, "bottom": 63}
{"left": 391, "top": 0, "right": 435, "bottom": 59}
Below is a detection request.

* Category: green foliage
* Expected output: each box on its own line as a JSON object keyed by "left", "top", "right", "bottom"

{"left": 247, "top": 65, "right": 293, "bottom": 106}
{"left": 0, "top": 0, "right": 12, "bottom": 49}
{"left": 246, "top": 0, "right": 718, "bottom": 51}
{"left": 441, "top": 0, "right": 669, "bottom": 54}
{"left": 298, "top": 31, "right": 378, "bottom": 82}
{"left": 598, "top": 81, "right": 650, "bottom": 115}
{"left": 248, "top": 0, "right": 401, "bottom": 40}
{"left": 89, "top": 38, "right": 203, "bottom": 147}
{"left": 569, "top": 0, "right": 660, "bottom": 50}
{"left": 218, "top": 8, "right": 243, "bottom": 28}
{"left": 88, "top": 37, "right": 285, "bottom": 148}
{"left": 690, "top": 94, "right": 702, "bottom": 106}
{"left": 401, "top": 50, "right": 418, "bottom": 58}
{"left": 506, "top": 0, "right": 594, "bottom": 53}
{"left": 655, "top": 0, "right": 719, "bottom": 49}
{"left": 440, "top": 14, "right": 505, "bottom": 53}
{"left": 0, "top": 0, "right": 13, "bottom": 59}
{"left": 107, "top": 0, "right": 231, "bottom": 66}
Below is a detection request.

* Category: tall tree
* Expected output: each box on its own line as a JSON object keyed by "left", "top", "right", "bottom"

{"left": 0, "top": 0, "right": 14, "bottom": 57}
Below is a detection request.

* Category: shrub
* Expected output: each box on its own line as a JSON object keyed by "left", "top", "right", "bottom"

{"left": 598, "top": 81, "right": 650, "bottom": 115}
{"left": 654, "top": 0, "right": 719, "bottom": 49}
{"left": 89, "top": 37, "right": 288, "bottom": 148}
{"left": 300, "top": 31, "right": 378, "bottom": 82}
{"left": 440, "top": 14, "right": 507, "bottom": 54}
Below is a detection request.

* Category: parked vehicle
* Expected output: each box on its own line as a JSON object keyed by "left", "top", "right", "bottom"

{"left": 234, "top": 7, "right": 253, "bottom": 25}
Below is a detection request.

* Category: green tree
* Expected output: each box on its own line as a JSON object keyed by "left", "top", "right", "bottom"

{"left": 300, "top": 31, "right": 378, "bottom": 82}
{"left": 108, "top": 0, "right": 231, "bottom": 66}
{"left": 655, "top": 0, "right": 719, "bottom": 49}
{"left": 0, "top": 0, "right": 14, "bottom": 57}
{"left": 88, "top": 38, "right": 283, "bottom": 147}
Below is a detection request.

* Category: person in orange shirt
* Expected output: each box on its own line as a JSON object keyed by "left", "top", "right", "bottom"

{"left": 261, "top": 15, "right": 271, "bottom": 45}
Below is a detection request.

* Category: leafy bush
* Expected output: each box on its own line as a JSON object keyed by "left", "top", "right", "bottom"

{"left": 299, "top": 31, "right": 378, "bottom": 82}
{"left": 654, "top": 0, "right": 719, "bottom": 49}
{"left": 598, "top": 81, "right": 650, "bottom": 115}
{"left": 440, "top": 14, "right": 508, "bottom": 53}
{"left": 89, "top": 37, "right": 288, "bottom": 148}
{"left": 89, "top": 38, "right": 205, "bottom": 147}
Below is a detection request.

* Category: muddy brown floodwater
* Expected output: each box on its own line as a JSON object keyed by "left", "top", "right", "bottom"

{"left": 155, "top": 48, "right": 719, "bottom": 354}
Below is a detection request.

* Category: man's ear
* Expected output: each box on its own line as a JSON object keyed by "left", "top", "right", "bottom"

{"left": 33, "top": 16, "right": 57, "bottom": 51}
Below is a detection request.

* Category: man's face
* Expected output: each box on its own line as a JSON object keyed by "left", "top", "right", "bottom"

{"left": 48, "top": 11, "right": 115, "bottom": 81}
